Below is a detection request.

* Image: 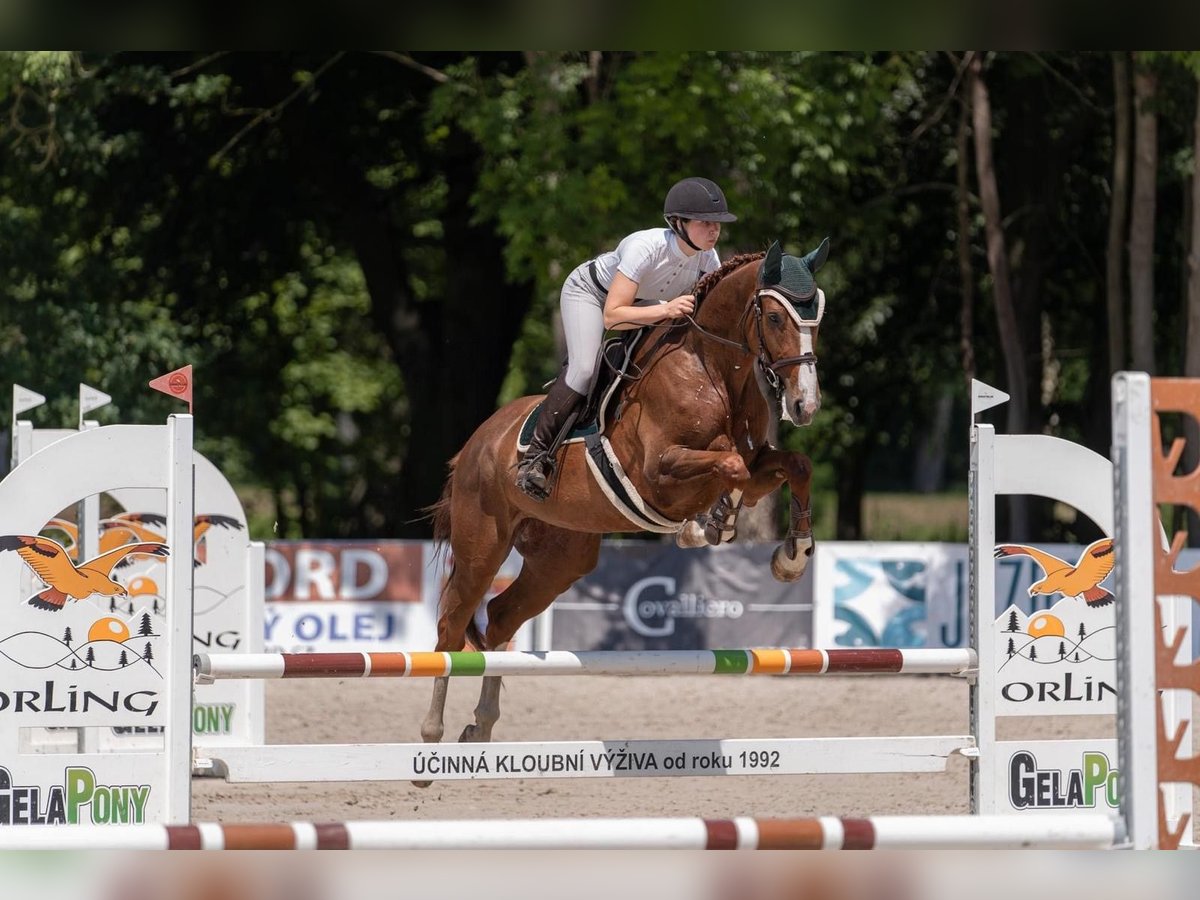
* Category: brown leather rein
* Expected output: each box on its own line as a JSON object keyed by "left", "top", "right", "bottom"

{"left": 608, "top": 289, "right": 817, "bottom": 390}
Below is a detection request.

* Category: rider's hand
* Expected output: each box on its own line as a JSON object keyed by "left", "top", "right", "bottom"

{"left": 663, "top": 294, "right": 695, "bottom": 318}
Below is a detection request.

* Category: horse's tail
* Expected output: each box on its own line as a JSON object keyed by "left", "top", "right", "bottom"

{"left": 424, "top": 454, "right": 489, "bottom": 653}
{"left": 424, "top": 453, "right": 458, "bottom": 557}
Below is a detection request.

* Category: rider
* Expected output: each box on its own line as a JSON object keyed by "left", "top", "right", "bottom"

{"left": 516, "top": 176, "right": 738, "bottom": 500}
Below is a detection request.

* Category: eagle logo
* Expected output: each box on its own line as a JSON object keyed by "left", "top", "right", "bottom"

{"left": 0, "top": 534, "right": 169, "bottom": 611}
{"left": 993, "top": 538, "right": 1116, "bottom": 607}
{"left": 99, "top": 512, "right": 242, "bottom": 567}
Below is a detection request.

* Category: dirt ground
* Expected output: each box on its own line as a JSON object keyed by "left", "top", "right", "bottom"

{"left": 191, "top": 673, "right": 1163, "bottom": 824}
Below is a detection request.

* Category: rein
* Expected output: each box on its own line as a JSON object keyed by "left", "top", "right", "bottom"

{"left": 610, "top": 276, "right": 820, "bottom": 391}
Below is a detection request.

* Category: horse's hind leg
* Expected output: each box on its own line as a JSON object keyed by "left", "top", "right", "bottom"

{"left": 420, "top": 544, "right": 510, "bottom": 741}
{"left": 415, "top": 521, "right": 513, "bottom": 784}
{"left": 457, "top": 523, "right": 601, "bottom": 744}
{"left": 420, "top": 677, "right": 452, "bottom": 745}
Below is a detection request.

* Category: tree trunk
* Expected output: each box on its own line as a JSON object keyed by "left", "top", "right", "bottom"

{"left": 1184, "top": 76, "right": 1200, "bottom": 543}
{"left": 346, "top": 128, "right": 534, "bottom": 536}
{"left": 835, "top": 443, "right": 867, "bottom": 540}
{"left": 956, "top": 96, "right": 975, "bottom": 385}
{"left": 1107, "top": 52, "right": 1132, "bottom": 376}
{"left": 1129, "top": 60, "right": 1158, "bottom": 375}
{"left": 401, "top": 132, "right": 534, "bottom": 536}
{"left": 913, "top": 386, "right": 954, "bottom": 493}
{"left": 1186, "top": 78, "right": 1200, "bottom": 378}
{"left": 969, "top": 52, "right": 1029, "bottom": 538}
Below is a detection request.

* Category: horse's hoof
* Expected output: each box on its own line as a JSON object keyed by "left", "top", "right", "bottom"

{"left": 676, "top": 520, "right": 708, "bottom": 549}
{"left": 411, "top": 779, "right": 433, "bottom": 789}
{"left": 458, "top": 723, "right": 488, "bottom": 743}
{"left": 770, "top": 542, "right": 811, "bottom": 582}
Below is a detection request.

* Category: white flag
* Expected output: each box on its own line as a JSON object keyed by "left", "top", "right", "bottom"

{"left": 12, "top": 384, "right": 46, "bottom": 417}
{"left": 971, "top": 379, "right": 1010, "bottom": 418}
{"left": 79, "top": 383, "right": 112, "bottom": 417}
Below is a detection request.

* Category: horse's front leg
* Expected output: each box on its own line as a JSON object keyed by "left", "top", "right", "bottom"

{"left": 659, "top": 442, "right": 752, "bottom": 548}
{"left": 657, "top": 443, "right": 750, "bottom": 490}
{"left": 740, "top": 448, "right": 815, "bottom": 582}
{"left": 675, "top": 487, "right": 744, "bottom": 548}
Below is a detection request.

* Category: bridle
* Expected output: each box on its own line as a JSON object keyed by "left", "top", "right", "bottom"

{"left": 608, "top": 274, "right": 822, "bottom": 397}
{"left": 684, "top": 285, "right": 821, "bottom": 395}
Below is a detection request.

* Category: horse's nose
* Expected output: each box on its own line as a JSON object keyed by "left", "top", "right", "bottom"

{"left": 795, "top": 396, "right": 820, "bottom": 425}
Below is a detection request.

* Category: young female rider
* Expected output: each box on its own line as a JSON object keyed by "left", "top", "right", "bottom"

{"left": 516, "top": 176, "right": 738, "bottom": 500}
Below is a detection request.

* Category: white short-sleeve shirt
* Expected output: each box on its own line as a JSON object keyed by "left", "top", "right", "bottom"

{"left": 588, "top": 228, "right": 720, "bottom": 302}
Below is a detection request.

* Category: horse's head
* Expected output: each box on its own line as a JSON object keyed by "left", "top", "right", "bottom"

{"left": 753, "top": 238, "right": 829, "bottom": 426}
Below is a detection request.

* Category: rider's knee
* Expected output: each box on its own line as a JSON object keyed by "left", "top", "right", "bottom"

{"left": 565, "top": 361, "right": 597, "bottom": 395}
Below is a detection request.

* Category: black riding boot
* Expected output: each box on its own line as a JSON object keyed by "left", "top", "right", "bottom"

{"left": 515, "top": 378, "right": 586, "bottom": 501}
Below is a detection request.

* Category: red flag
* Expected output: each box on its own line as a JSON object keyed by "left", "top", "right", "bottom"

{"left": 149, "top": 364, "right": 194, "bottom": 414}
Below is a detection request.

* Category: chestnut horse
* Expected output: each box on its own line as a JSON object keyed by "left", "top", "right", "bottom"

{"left": 420, "top": 239, "right": 828, "bottom": 757}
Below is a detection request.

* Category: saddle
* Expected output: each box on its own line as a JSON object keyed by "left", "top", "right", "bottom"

{"left": 516, "top": 329, "right": 644, "bottom": 453}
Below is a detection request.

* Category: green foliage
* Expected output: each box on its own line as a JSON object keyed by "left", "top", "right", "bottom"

{"left": 0, "top": 51, "right": 1197, "bottom": 542}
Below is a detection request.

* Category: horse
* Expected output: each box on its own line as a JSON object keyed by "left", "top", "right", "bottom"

{"left": 419, "top": 238, "right": 829, "bottom": 760}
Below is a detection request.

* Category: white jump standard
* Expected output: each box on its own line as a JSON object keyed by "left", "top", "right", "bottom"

{"left": 0, "top": 374, "right": 1193, "bottom": 848}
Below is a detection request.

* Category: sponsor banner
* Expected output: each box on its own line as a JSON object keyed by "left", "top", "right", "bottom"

{"left": 549, "top": 541, "right": 812, "bottom": 651}
{"left": 263, "top": 540, "right": 435, "bottom": 652}
{"left": 265, "top": 600, "right": 438, "bottom": 652}
{"left": 994, "top": 740, "right": 1120, "bottom": 814}
{"left": 814, "top": 542, "right": 966, "bottom": 650}
{"left": 265, "top": 542, "right": 423, "bottom": 603}
{"left": 257, "top": 539, "right": 1199, "bottom": 657}
{"left": 0, "top": 758, "right": 162, "bottom": 824}
{"left": 263, "top": 543, "right": 532, "bottom": 653}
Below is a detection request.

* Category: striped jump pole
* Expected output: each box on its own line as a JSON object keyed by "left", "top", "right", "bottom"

{"left": 0, "top": 814, "right": 1120, "bottom": 850}
{"left": 194, "top": 648, "right": 977, "bottom": 682}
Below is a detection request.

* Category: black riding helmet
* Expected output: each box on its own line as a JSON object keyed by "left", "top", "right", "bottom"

{"left": 663, "top": 177, "right": 737, "bottom": 251}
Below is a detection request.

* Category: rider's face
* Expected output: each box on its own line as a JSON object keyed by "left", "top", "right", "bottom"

{"left": 684, "top": 218, "right": 721, "bottom": 251}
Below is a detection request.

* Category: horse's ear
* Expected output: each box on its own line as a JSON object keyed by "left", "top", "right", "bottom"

{"left": 761, "top": 241, "right": 783, "bottom": 285}
{"left": 803, "top": 237, "right": 830, "bottom": 274}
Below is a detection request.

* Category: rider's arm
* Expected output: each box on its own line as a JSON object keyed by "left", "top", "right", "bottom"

{"left": 603, "top": 272, "right": 695, "bottom": 330}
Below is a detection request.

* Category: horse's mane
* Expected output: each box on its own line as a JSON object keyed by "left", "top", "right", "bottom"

{"left": 693, "top": 251, "right": 765, "bottom": 303}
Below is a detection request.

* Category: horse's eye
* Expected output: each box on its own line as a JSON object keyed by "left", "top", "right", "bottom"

{"left": 767, "top": 312, "right": 783, "bottom": 326}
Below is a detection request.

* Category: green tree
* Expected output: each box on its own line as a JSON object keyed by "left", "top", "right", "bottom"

{"left": 3, "top": 51, "right": 1197, "bottom": 544}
